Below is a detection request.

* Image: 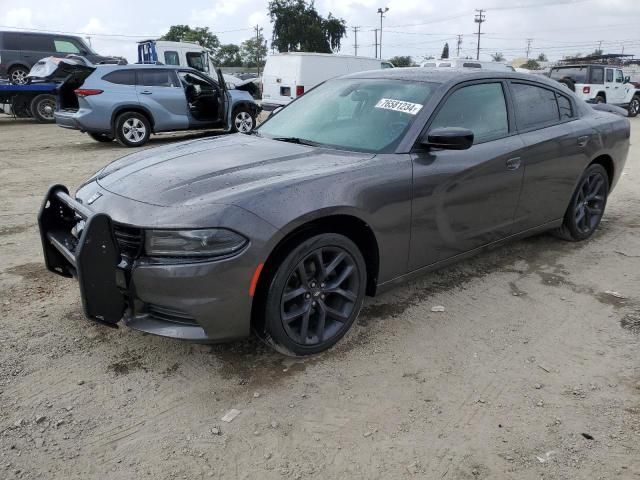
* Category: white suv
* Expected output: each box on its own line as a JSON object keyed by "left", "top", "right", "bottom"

{"left": 550, "top": 64, "right": 640, "bottom": 117}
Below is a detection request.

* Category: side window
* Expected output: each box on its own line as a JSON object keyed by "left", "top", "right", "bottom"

{"left": 3, "top": 33, "right": 22, "bottom": 50}
{"left": 615, "top": 70, "right": 624, "bottom": 83}
{"left": 102, "top": 70, "right": 136, "bottom": 85}
{"left": 21, "top": 34, "right": 54, "bottom": 51}
{"left": 186, "top": 52, "right": 206, "bottom": 72}
{"left": 429, "top": 82, "right": 509, "bottom": 144}
{"left": 164, "top": 51, "right": 180, "bottom": 66}
{"left": 462, "top": 62, "right": 481, "bottom": 68}
{"left": 556, "top": 93, "right": 573, "bottom": 121}
{"left": 606, "top": 69, "right": 614, "bottom": 83}
{"left": 590, "top": 67, "right": 604, "bottom": 84}
{"left": 511, "top": 83, "right": 559, "bottom": 130}
{"left": 438, "top": 62, "right": 452, "bottom": 68}
{"left": 54, "top": 39, "right": 81, "bottom": 54}
{"left": 138, "top": 69, "right": 178, "bottom": 87}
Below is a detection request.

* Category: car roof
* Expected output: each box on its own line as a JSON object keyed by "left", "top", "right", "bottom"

{"left": 0, "top": 30, "right": 81, "bottom": 39}
{"left": 95, "top": 64, "right": 196, "bottom": 72}
{"left": 342, "top": 67, "right": 562, "bottom": 88}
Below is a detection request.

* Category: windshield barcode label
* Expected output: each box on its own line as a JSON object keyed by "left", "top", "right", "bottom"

{"left": 375, "top": 98, "right": 423, "bottom": 115}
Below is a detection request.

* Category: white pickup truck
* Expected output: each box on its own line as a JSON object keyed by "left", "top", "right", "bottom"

{"left": 550, "top": 64, "right": 640, "bottom": 117}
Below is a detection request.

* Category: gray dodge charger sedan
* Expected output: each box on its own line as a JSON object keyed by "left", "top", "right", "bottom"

{"left": 39, "top": 69, "right": 630, "bottom": 355}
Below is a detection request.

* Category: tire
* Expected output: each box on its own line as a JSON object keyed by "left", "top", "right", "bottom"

{"left": 9, "top": 66, "right": 29, "bottom": 85}
{"left": 114, "top": 112, "right": 151, "bottom": 147}
{"left": 231, "top": 106, "right": 255, "bottom": 134}
{"left": 261, "top": 233, "right": 367, "bottom": 356}
{"left": 595, "top": 95, "right": 606, "bottom": 104}
{"left": 553, "top": 164, "right": 609, "bottom": 242}
{"left": 558, "top": 77, "right": 575, "bottom": 92}
{"left": 628, "top": 95, "right": 640, "bottom": 118}
{"left": 30, "top": 94, "right": 57, "bottom": 123}
{"left": 88, "top": 132, "right": 114, "bottom": 143}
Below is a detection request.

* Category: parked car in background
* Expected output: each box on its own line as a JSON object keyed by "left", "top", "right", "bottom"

{"left": 52, "top": 61, "right": 259, "bottom": 147}
{"left": 38, "top": 69, "right": 629, "bottom": 355}
{"left": 261, "top": 52, "right": 394, "bottom": 110}
{"left": 420, "top": 58, "right": 515, "bottom": 71}
{"left": 0, "top": 30, "right": 124, "bottom": 85}
{"left": 550, "top": 64, "right": 640, "bottom": 117}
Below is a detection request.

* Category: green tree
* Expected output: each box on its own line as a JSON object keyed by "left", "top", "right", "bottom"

{"left": 520, "top": 59, "right": 540, "bottom": 70}
{"left": 441, "top": 42, "right": 449, "bottom": 59}
{"left": 537, "top": 53, "right": 548, "bottom": 62}
{"left": 590, "top": 48, "right": 603, "bottom": 57}
{"left": 214, "top": 44, "right": 243, "bottom": 67}
{"left": 268, "top": 0, "right": 347, "bottom": 53}
{"left": 241, "top": 34, "right": 268, "bottom": 68}
{"left": 388, "top": 56, "right": 413, "bottom": 67}
{"left": 491, "top": 52, "right": 505, "bottom": 62}
{"left": 161, "top": 25, "right": 220, "bottom": 51}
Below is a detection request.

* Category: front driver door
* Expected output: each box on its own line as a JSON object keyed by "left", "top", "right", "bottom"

{"left": 409, "top": 80, "right": 526, "bottom": 270}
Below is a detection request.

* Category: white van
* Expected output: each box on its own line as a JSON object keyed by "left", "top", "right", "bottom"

{"left": 420, "top": 58, "right": 515, "bottom": 72}
{"left": 261, "top": 52, "right": 394, "bottom": 109}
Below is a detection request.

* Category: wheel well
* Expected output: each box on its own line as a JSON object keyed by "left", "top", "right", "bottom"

{"left": 251, "top": 215, "right": 380, "bottom": 330}
{"left": 233, "top": 101, "right": 258, "bottom": 116}
{"left": 8, "top": 63, "right": 30, "bottom": 72}
{"left": 590, "top": 154, "right": 614, "bottom": 186}
{"left": 111, "top": 107, "right": 155, "bottom": 131}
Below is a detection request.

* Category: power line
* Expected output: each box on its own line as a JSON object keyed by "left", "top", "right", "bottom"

{"left": 0, "top": 24, "right": 253, "bottom": 38}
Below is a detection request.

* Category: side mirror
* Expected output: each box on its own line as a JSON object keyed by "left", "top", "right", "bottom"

{"left": 624, "top": 76, "right": 630, "bottom": 84}
{"left": 421, "top": 127, "right": 474, "bottom": 150}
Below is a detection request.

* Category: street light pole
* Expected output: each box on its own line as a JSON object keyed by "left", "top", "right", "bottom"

{"left": 377, "top": 7, "right": 389, "bottom": 59}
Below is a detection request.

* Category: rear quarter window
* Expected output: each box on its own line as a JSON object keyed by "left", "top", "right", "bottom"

{"left": 20, "top": 34, "right": 54, "bottom": 51}
{"left": 102, "top": 70, "right": 136, "bottom": 85}
{"left": 556, "top": 93, "right": 573, "bottom": 120}
{"left": 511, "top": 83, "right": 560, "bottom": 130}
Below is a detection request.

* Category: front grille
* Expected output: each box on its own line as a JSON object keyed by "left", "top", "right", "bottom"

{"left": 113, "top": 224, "right": 143, "bottom": 257}
{"left": 147, "top": 304, "right": 198, "bottom": 326}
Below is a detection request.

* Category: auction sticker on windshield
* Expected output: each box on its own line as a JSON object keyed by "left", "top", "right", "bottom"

{"left": 375, "top": 98, "right": 423, "bottom": 115}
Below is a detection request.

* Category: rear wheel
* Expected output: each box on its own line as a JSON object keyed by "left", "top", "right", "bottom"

{"left": 114, "top": 112, "right": 151, "bottom": 147}
{"left": 88, "top": 132, "right": 114, "bottom": 143}
{"left": 553, "top": 164, "right": 609, "bottom": 242}
{"left": 9, "top": 66, "right": 29, "bottom": 85}
{"left": 628, "top": 95, "right": 640, "bottom": 118}
{"left": 231, "top": 106, "right": 255, "bottom": 134}
{"left": 30, "top": 94, "right": 57, "bottom": 123}
{"left": 595, "top": 94, "right": 606, "bottom": 104}
{"left": 261, "top": 233, "right": 366, "bottom": 356}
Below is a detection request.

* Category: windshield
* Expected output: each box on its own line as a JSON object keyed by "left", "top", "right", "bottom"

{"left": 550, "top": 66, "right": 588, "bottom": 83}
{"left": 258, "top": 78, "right": 437, "bottom": 153}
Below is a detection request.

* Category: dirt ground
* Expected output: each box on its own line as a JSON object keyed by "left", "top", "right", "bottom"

{"left": 1, "top": 116, "right": 639, "bottom": 480}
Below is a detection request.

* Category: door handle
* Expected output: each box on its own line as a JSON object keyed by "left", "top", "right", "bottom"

{"left": 577, "top": 135, "right": 590, "bottom": 147}
{"left": 140, "top": 90, "right": 153, "bottom": 95}
{"left": 506, "top": 157, "right": 521, "bottom": 170}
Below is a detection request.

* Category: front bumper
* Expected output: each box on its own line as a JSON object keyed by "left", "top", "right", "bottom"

{"left": 38, "top": 185, "right": 257, "bottom": 342}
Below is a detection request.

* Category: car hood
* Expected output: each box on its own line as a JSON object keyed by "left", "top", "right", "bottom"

{"left": 95, "top": 134, "right": 374, "bottom": 207}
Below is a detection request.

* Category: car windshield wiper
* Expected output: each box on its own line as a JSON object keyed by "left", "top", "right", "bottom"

{"left": 271, "top": 136, "right": 320, "bottom": 146}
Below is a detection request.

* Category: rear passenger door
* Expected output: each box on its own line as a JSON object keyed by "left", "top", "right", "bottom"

{"left": 509, "top": 82, "right": 594, "bottom": 231}
{"left": 135, "top": 69, "right": 189, "bottom": 131}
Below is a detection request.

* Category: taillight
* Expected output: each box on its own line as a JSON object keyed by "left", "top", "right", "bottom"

{"left": 74, "top": 89, "right": 103, "bottom": 97}
{"left": 296, "top": 85, "right": 305, "bottom": 96}
{"left": 582, "top": 86, "right": 590, "bottom": 94}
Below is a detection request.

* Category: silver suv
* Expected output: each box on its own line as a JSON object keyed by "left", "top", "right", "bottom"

{"left": 55, "top": 64, "right": 259, "bottom": 147}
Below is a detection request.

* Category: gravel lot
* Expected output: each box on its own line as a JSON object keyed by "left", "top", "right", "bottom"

{"left": 1, "top": 117, "right": 639, "bottom": 480}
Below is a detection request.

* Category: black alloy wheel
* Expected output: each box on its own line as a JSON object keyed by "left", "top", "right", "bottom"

{"left": 554, "top": 164, "right": 609, "bottom": 241}
{"left": 262, "top": 233, "right": 366, "bottom": 356}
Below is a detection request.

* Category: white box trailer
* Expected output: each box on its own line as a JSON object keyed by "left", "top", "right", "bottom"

{"left": 261, "top": 52, "right": 394, "bottom": 110}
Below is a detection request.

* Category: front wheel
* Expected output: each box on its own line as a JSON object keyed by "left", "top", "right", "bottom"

{"left": 231, "top": 107, "right": 255, "bottom": 134}
{"left": 628, "top": 95, "right": 640, "bottom": 118}
{"left": 9, "top": 66, "right": 29, "bottom": 85}
{"left": 261, "top": 233, "right": 367, "bottom": 356}
{"left": 553, "top": 164, "right": 609, "bottom": 242}
{"left": 114, "top": 112, "right": 151, "bottom": 147}
{"left": 30, "top": 94, "right": 56, "bottom": 123}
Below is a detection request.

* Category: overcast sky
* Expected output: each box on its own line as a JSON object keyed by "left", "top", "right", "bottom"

{"left": 1, "top": 0, "right": 638, "bottom": 64}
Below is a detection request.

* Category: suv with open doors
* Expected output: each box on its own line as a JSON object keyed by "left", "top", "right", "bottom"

{"left": 53, "top": 63, "right": 259, "bottom": 147}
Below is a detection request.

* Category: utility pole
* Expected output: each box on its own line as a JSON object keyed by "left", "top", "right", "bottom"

{"left": 598, "top": 39, "right": 603, "bottom": 51}
{"left": 456, "top": 34, "right": 463, "bottom": 57}
{"left": 474, "top": 9, "right": 485, "bottom": 61}
{"left": 352, "top": 26, "right": 360, "bottom": 56}
{"left": 86, "top": 36, "right": 92, "bottom": 47}
{"left": 526, "top": 38, "right": 533, "bottom": 59}
{"left": 254, "top": 24, "right": 263, "bottom": 77}
{"left": 377, "top": 7, "right": 389, "bottom": 59}
{"left": 374, "top": 29, "right": 379, "bottom": 59}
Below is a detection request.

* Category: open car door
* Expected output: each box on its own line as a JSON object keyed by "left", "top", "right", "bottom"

{"left": 216, "top": 68, "right": 231, "bottom": 130}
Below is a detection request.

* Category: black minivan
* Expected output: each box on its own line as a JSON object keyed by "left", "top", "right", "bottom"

{"left": 0, "top": 30, "right": 124, "bottom": 84}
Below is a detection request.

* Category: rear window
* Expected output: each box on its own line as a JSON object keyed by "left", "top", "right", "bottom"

{"left": 103, "top": 70, "right": 136, "bottom": 85}
{"left": 550, "top": 66, "right": 588, "bottom": 83}
{"left": 138, "top": 69, "right": 178, "bottom": 87}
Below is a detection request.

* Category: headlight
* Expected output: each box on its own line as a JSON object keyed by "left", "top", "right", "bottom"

{"left": 144, "top": 229, "right": 248, "bottom": 257}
